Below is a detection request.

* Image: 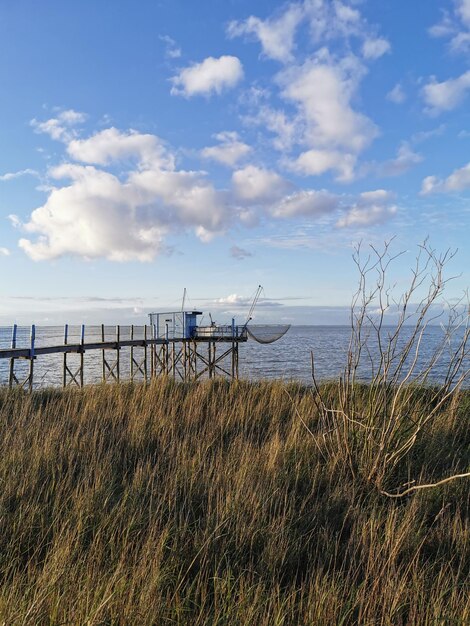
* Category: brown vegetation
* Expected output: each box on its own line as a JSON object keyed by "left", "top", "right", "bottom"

{"left": 0, "top": 379, "right": 468, "bottom": 625}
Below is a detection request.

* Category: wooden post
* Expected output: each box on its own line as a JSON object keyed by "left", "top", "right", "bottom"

{"left": 152, "top": 324, "right": 158, "bottom": 378}
{"left": 130, "top": 325, "right": 147, "bottom": 383}
{"left": 28, "top": 324, "right": 35, "bottom": 392}
{"left": 144, "top": 325, "right": 148, "bottom": 382}
{"left": 80, "top": 324, "right": 85, "bottom": 388}
{"left": 8, "top": 324, "right": 17, "bottom": 389}
{"left": 231, "top": 319, "right": 235, "bottom": 379}
{"left": 101, "top": 324, "right": 106, "bottom": 382}
{"left": 192, "top": 339, "right": 197, "bottom": 379}
{"left": 116, "top": 325, "right": 120, "bottom": 382}
{"left": 150, "top": 324, "right": 154, "bottom": 378}
{"left": 165, "top": 323, "right": 169, "bottom": 375}
{"left": 235, "top": 342, "right": 239, "bottom": 379}
{"left": 63, "top": 324, "right": 68, "bottom": 388}
{"left": 130, "top": 325, "right": 134, "bottom": 380}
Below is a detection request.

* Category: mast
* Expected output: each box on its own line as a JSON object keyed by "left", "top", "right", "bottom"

{"left": 244, "top": 285, "right": 263, "bottom": 327}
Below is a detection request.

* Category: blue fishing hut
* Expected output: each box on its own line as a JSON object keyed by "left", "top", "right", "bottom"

{"left": 148, "top": 311, "right": 204, "bottom": 340}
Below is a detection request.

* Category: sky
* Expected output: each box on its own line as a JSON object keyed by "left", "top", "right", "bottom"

{"left": 0, "top": 0, "right": 469, "bottom": 325}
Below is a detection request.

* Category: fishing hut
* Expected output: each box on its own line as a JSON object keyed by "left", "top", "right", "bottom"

{"left": 0, "top": 287, "right": 290, "bottom": 390}
{"left": 146, "top": 310, "right": 246, "bottom": 381}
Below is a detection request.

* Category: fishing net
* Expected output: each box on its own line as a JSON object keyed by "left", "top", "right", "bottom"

{"left": 246, "top": 324, "right": 291, "bottom": 344}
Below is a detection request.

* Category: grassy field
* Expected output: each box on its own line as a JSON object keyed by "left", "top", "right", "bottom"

{"left": 0, "top": 379, "right": 468, "bottom": 625}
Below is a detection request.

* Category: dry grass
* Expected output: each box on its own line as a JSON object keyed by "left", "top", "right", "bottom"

{"left": 0, "top": 378, "right": 468, "bottom": 625}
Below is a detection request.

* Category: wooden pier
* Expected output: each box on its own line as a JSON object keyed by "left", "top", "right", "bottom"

{"left": 0, "top": 323, "right": 246, "bottom": 391}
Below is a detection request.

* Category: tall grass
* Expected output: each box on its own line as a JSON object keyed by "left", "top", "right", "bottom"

{"left": 0, "top": 379, "right": 468, "bottom": 625}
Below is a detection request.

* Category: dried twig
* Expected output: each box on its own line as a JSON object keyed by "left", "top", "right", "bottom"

{"left": 381, "top": 472, "right": 470, "bottom": 498}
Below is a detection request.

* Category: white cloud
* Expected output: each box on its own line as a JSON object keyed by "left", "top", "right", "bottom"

{"left": 229, "top": 0, "right": 389, "bottom": 64}
{"left": 280, "top": 55, "right": 377, "bottom": 152}
{"left": 270, "top": 189, "right": 338, "bottom": 218}
{"left": 232, "top": 165, "right": 289, "bottom": 201}
{"left": 0, "top": 168, "right": 38, "bottom": 181}
{"left": 450, "top": 30, "right": 470, "bottom": 52}
{"left": 227, "top": 4, "right": 304, "bottom": 63}
{"left": 421, "top": 162, "right": 470, "bottom": 194}
{"left": 17, "top": 123, "right": 232, "bottom": 262}
{"left": 421, "top": 175, "right": 440, "bottom": 195}
{"left": 286, "top": 149, "right": 356, "bottom": 182}
{"left": 231, "top": 2, "right": 389, "bottom": 180}
{"left": 170, "top": 56, "right": 243, "bottom": 97}
{"left": 361, "top": 37, "right": 391, "bottom": 60}
{"left": 387, "top": 83, "right": 406, "bottom": 104}
{"left": 18, "top": 165, "right": 167, "bottom": 262}
{"left": 276, "top": 54, "right": 377, "bottom": 179}
{"left": 429, "top": 1, "right": 470, "bottom": 53}
{"left": 359, "top": 189, "right": 394, "bottom": 203}
{"left": 304, "top": 0, "right": 391, "bottom": 58}
{"left": 213, "top": 293, "right": 281, "bottom": 307}
{"left": 336, "top": 205, "right": 394, "bottom": 228}
{"left": 423, "top": 71, "right": 470, "bottom": 114}
{"left": 379, "top": 142, "right": 422, "bottom": 177}
{"left": 30, "top": 109, "right": 87, "bottom": 141}
{"left": 216, "top": 294, "right": 251, "bottom": 306}
{"left": 17, "top": 87, "right": 395, "bottom": 264}
{"left": 159, "top": 34, "right": 181, "bottom": 59}
{"left": 201, "top": 131, "right": 251, "bottom": 167}
{"left": 58, "top": 110, "right": 87, "bottom": 125}
{"left": 411, "top": 124, "right": 446, "bottom": 143}
{"left": 67, "top": 127, "right": 173, "bottom": 168}
{"left": 243, "top": 105, "right": 299, "bottom": 151}
{"left": 128, "top": 168, "right": 228, "bottom": 234}
{"left": 457, "top": 0, "right": 470, "bottom": 26}
{"left": 306, "top": 0, "right": 360, "bottom": 42}
{"left": 0, "top": 247, "right": 10, "bottom": 256}
{"left": 336, "top": 189, "right": 397, "bottom": 228}
{"left": 429, "top": 16, "right": 455, "bottom": 39}
{"left": 230, "top": 245, "right": 252, "bottom": 260}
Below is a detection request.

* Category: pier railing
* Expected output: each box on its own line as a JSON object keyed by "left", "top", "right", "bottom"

{"left": 0, "top": 323, "right": 245, "bottom": 390}
{"left": 194, "top": 325, "right": 247, "bottom": 339}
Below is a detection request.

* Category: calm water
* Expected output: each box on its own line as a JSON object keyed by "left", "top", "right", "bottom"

{"left": 0, "top": 325, "right": 468, "bottom": 389}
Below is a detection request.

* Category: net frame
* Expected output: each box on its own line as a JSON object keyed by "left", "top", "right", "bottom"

{"left": 246, "top": 324, "right": 291, "bottom": 344}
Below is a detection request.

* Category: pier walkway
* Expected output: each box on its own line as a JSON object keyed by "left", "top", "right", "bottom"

{"left": 0, "top": 324, "right": 247, "bottom": 391}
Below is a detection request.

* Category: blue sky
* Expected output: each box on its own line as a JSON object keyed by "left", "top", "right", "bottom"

{"left": 0, "top": 0, "right": 469, "bottom": 324}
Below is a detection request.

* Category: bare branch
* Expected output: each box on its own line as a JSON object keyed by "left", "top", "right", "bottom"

{"left": 381, "top": 472, "right": 470, "bottom": 498}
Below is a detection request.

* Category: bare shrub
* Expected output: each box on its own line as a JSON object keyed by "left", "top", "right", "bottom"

{"left": 311, "top": 239, "right": 470, "bottom": 494}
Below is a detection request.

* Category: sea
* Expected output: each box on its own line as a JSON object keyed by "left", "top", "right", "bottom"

{"left": 0, "top": 325, "right": 468, "bottom": 389}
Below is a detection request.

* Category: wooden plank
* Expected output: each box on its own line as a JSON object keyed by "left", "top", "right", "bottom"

{"left": 0, "top": 338, "right": 170, "bottom": 360}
